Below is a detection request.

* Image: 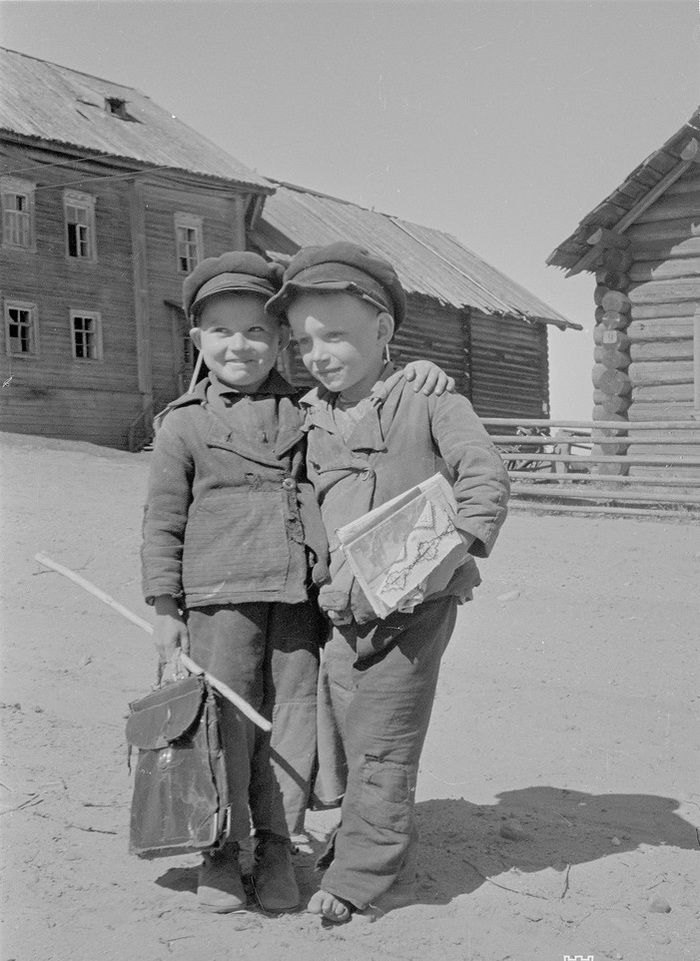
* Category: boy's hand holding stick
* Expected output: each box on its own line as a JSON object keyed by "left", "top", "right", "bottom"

{"left": 34, "top": 553, "right": 272, "bottom": 733}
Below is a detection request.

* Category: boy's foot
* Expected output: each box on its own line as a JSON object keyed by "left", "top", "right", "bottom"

{"left": 307, "top": 889, "right": 354, "bottom": 924}
{"left": 197, "top": 843, "right": 247, "bottom": 913}
{"left": 252, "top": 832, "right": 300, "bottom": 912}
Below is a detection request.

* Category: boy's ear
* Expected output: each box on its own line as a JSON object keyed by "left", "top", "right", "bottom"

{"left": 377, "top": 311, "right": 395, "bottom": 345}
{"left": 189, "top": 327, "right": 202, "bottom": 349}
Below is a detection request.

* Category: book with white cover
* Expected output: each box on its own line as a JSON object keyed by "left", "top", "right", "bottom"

{"left": 336, "top": 473, "right": 470, "bottom": 619}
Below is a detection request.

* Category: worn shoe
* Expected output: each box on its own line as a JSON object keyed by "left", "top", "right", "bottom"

{"left": 197, "top": 842, "right": 247, "bottom": 913}
{"left": 252, "top": 831, "right": 300, "bottom": 911}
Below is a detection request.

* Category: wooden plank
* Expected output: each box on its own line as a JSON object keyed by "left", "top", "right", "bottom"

{"left": 632, "top": 384, "right": 695, "bottom": 402}
{"left": 510, "top": 485, "right": 700, "bottom": 505}
{"left": 496, "top": 433, "right": 700, "bottom": 446}
{"left": 631, "top": 238, "right": 700, "bottom": 261}
{"left": 129, "top": 179, "right": 152, "bottom": 413}
{"left": 509, "top": 500, "right": 700, "bottom": 517}
{"left": 628, "top": 278, "right": 700, "bottom": 304}
{"left": 629, "top": 256, "right": 700, "bottom": 282}
{"left": 631, "top": 301, "right": 697, "bottom": 319}
{"left": 630, "top": 340, "right": 694, "bottom": 362}
{"left": 628, "top": 319, "right": 695, "bottom": 341}
{"left": 628, "top": 361, "right": 694, "bottom": 386}
{"left": 628, "top": 402, "right": 699, "bottom": 422}
{"left": 507, "top": 470, "right": 700, "bottom": 487}
{"left": 481, "top": 417, "right": 700, "bottom": 429}
{"left": 627, "top": 216, "right": 700, "bottom": 244}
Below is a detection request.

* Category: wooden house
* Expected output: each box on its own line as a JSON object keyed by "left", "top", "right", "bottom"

{"left": 0, "top": 47, "right": 272, "bottom": 448}
{"left": 548, "top": 106, "right": 700, "bottom": 476}
{"left": 252, "top": 181, "right": 579, "bottom": 419}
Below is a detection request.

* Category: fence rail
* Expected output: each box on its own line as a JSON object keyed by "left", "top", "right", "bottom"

{"left": 481, "top": 417, "right": 700, "bottom": 518}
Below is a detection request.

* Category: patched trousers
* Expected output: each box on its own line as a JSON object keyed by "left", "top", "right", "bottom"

{"left": 187, "top": 600, "right": 321, "bottom": 841}
{"left": 315, "top": 595, "right": 458, "bottom": 909}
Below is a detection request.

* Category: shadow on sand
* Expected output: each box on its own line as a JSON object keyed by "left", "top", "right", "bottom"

{"left": 155, "top": 785, "right": 698, "bottom": 908}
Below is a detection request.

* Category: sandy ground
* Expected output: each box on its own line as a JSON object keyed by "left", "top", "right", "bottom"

{"left": 0, "top": 430, "right": 698, "bottom": 961}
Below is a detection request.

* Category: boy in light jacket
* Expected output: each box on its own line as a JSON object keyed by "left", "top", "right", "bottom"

{"left": 266, "top": 242, "right": 510, "bottom": 922}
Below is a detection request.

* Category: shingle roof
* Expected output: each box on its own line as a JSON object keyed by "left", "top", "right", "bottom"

{"left": 548, "top": 106, "right": 700, "bottom": 272}
{"left": 256, "top": 182, "right": 577, "bottom": 329}
{"left": 0, "top": 47, "right": 271, "bottom": 192}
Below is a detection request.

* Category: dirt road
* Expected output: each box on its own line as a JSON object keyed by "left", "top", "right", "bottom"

{"left": 1, "top": 432, "right": 698, "bottom": 961}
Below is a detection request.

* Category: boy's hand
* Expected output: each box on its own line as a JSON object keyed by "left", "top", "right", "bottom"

{"left": 153, "top": 595, "right": 190, "bottom": 662}
{"left": 393, "top": 361, "right": 456, "bottom": 395}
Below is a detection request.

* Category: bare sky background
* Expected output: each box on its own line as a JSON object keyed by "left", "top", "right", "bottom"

{"left": 1, "top": 0, "right": 697, "bottom": 417}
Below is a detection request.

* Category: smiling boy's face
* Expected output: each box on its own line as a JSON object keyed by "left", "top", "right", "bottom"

{"left": 287, "top": 291, "right": 393, "bottom": 402}
{"left": 190, "top": 293, "right": 284, "bottom": 392}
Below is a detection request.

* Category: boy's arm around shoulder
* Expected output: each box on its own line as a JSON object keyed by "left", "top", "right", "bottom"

{"left": 141, "top": 411, "right": 196, "bottom": 604}
{"left": 427, "top": 390, "right": 510, "bottom": 557}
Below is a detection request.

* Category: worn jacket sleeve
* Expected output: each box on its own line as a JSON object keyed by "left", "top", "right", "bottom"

{"left": 140, "top": 414, "right": 195, "bottom": 604}
{"left": 428, "top": 391, "right": 510, "bottom": 557}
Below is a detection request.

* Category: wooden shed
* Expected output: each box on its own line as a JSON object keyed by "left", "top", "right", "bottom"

{"left": 548, "top": 106, "right": 700, "bottom": 477}
{"left": 0, "top": 47, "right": 272, "bottom": 449}
{"left": 252, "top": 181, "right": 580, "bottom": 418}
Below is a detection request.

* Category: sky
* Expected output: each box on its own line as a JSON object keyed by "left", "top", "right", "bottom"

{"left": 1, "top": 0, "right": 697, "bottom": 418}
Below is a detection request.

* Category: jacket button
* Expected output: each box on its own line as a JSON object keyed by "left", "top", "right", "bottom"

{"left": 282, "top": 477, "right": 297, "bottom": 491}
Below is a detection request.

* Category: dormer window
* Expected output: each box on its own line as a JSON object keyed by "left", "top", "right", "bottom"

{"left": 105, "top": 97, "right": 135, "bottom": 121}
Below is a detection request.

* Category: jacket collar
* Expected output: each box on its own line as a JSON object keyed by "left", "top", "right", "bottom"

{"left": 299, "top": 363, "right": 400, "bottom": 452}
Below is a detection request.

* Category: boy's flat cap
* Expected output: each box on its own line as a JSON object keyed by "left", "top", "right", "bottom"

{"left": 183, "top": 251, "right": 284, "bottom": 319}
{"left": 266, "top": 242, "right": 406, "bottom": 330}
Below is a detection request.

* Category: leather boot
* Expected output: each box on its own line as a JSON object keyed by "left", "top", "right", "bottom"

{"left": 197, "top": 841, "right": 247, "bottom": 913}
{"left": 252, "top": 831, "right": 300, "bottom": 911}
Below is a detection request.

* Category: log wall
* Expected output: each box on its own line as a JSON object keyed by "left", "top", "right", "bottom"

{"left": 588, "top": 161, "right": 700, "bottom": 478}
{"left": 470, "top": 311, "right": 549, "bottom": 418}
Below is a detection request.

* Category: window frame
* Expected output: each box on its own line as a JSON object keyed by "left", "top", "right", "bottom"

{"left": 1, "top": 177, "right": 36, "bottom": 252}
{"left": 174, "top": 212, "right": 203, "bottom": 274}
{"left": 64, "top": 189, "right": 97, "bottom": 262}
{"left": 4, "top": 300, "right": 39, "bottom": 358}
{"left": 70, "top": 309, "right": 103, "bottom": 362}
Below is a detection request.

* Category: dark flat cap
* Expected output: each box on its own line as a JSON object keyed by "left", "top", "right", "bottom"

{"left": 265, "top": 242, "right": 406, "bottom": 330}
{"left": 183, "top": 251, "right": 284, "bottom": 320}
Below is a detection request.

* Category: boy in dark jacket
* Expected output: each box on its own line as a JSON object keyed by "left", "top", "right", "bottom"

{"left": 266, "top": 243, "right": 510, "bottom": 923}
{"left": 141, "top": 251, "right": 452, "bottom": 915}
{"left": 141, "top": 252, "right": 327, "bottom": 914}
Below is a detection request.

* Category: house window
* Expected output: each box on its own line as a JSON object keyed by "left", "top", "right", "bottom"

{"left": 1, "top": 178, "right": 35, "bottom": 250}
{"left": 70, "top": 310, "right": 103, "bottom": 361}
{"left": 5, "top": 301, "right": 38, "bottom": 357}
{"left": 174, "top": 213, "right": 203, "bottom": 273}
{"left": 64, "top": 190, "right": 96, "bottom": 260}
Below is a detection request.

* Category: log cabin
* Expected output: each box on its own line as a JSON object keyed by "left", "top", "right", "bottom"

{"left": 0, "top": 47, "right": 272, "bottom": 449}
{"left": 548, "top": 106, "right": 700, "bottom": 477}
{"left": 252, "top": 180, "right": 579, "bottom": 419}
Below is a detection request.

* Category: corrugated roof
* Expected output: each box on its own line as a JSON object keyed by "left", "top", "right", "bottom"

{"left": 256, "top": 182, "right": 577, "bottom": 329}
{"left": 0, "top": 47, "right": 271, "bottom": 192}
{"left": 548, "top": 106, "right": 700, "bottom": 271}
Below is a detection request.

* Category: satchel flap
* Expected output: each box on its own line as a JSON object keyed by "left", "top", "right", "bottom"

{"left": 126, "top": 675, "right": 206, "bottom": 749}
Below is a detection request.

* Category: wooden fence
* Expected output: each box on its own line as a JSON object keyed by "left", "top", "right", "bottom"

{"left": 482, "top": 418, "right": 700, "bottom": 518}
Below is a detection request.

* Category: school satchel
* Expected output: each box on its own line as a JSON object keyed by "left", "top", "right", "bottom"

{"left": 126, "top": 674, "right": 230, "bottom": 858}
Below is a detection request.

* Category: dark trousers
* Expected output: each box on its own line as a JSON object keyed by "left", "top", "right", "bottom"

{"left": 187, "top": 600, "right": 321, "bottom": 841}
{"left": 315, "top": 596, "right": 457, "bottom": 909}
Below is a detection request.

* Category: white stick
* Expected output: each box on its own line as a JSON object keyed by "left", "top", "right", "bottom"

{"left": 34, "top": 553, "right": 272, "bottom": 732}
